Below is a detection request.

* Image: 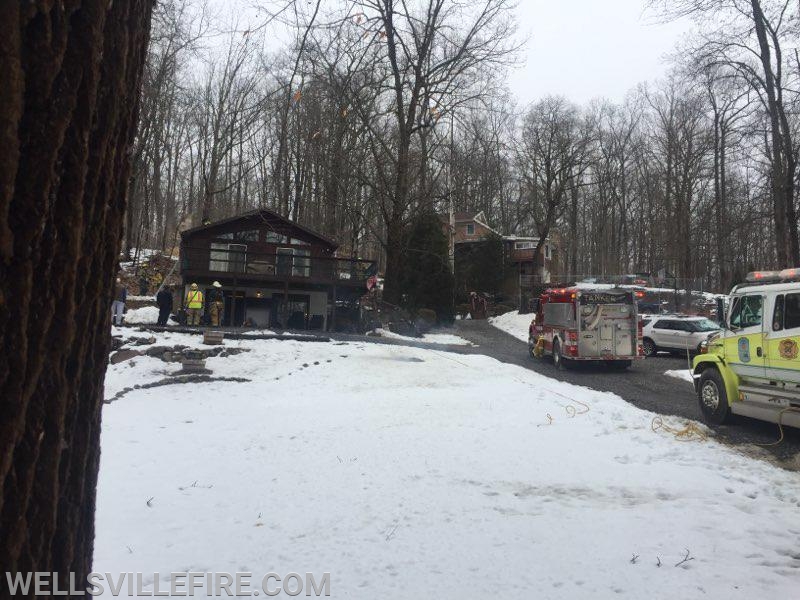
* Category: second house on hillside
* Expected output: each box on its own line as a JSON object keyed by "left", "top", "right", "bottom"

{"left": 443, "top": 210, "right": 557, "bottom": 304}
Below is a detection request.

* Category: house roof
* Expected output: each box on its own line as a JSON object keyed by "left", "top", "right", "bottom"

{"left": 180, "top": 209, "right": 339, "bottom": 250}
{"left": 504, "top": 235, "right": 544, "bottom": 243}
{"left": 453, "top": 211, "right": 480, "bottom": 222}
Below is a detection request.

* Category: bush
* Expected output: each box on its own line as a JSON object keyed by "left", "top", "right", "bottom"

{"left": 415, "top": 308, "right": 437, "bottom": 333}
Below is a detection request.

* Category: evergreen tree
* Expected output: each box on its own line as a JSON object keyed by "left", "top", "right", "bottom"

{"left": 454, "top": 232, "right": 506, "bottom": 299}
{"left": 398, "top": 212, "right": 455, "bottom": 323}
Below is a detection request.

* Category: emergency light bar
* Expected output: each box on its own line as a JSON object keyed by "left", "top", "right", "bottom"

{"left": 779, "top": 267, "right": 800, "bottom": 281}
{"left": 745, "top": 268, "right": 800, "bottom": 283}
{"left": 746, "top": 270, "right": 781, "bottom": 283}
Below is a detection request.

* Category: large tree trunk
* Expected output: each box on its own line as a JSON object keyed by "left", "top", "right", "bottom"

{"left": 0, "top": 0, "right": 153, "bottom": 592}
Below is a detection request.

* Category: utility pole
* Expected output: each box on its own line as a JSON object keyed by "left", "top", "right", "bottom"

{"left": 448, "top": 111, "right": 455, "bottom": 275}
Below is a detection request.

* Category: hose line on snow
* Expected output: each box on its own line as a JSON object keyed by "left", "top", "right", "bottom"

{"left": 651, "top": 416, "right": 708, "bottom": 442}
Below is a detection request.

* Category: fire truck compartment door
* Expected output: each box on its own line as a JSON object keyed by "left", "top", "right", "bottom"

{"left": 614, "top": 325, "right": 634, "bottom": 356}
{"left": 579, "top": 304, "right": 635, "bottom": 357}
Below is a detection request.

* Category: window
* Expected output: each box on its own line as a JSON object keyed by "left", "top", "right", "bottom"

{"left": 466, "top": 223, "right": 475, "bottom": 235}
{"left": 653, "top": 320, "right": 672, "bottom": 330}
{"left": 773, "top": 295, "right": 785, "bottom": 331}
{"left": 290, "top": 238, "right": 310, "bottom": 246}
{"left": 265, "top": 231, "right": 288, "bottom": 244}
{"left": 233, "top": 229, "right": 259, "bottom": 242}
{"left": 276, "top": 248, "right": 293, "bottom": 276}
{"left": 729, "top": 295, "right": 763, "bottom": 329}
{"left": 688, "top": 318, "right": 720, "bottom": 332}
{"left": 209, "top": 243, "right": 246, "bottom": 273}
{"left": 293, "top": 248, "right": 311, "bottom": 277}
{"left": 272, "top": 294, "right": 310, "bottom": 329}
{"left": 227, "top": 244, "right": 246, "bottom": 273}
{"left": 785, "top": 293, "right": 800, "bottom": 330}
{"left": 514, "top": 241, "right": 535, "bottom": 250}
{"left": 209, "top": 243, "right": 228, "bottom": 271}
{"left": 275, "top": 248, "right": 311, "bottom": 277}
{"left": 544, "top": 244, "right": 552, "bottom": 260}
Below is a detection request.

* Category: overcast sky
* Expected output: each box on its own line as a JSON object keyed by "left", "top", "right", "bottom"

{"left": 507, "top": 0, "right": 692, "bottom": 105}
{"left": 207, "top": 0, "right": 693, "bottom": 106}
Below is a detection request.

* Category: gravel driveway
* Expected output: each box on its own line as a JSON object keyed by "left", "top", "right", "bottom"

{"left": 454, "top": 319, "right": 800, "bottom": 469}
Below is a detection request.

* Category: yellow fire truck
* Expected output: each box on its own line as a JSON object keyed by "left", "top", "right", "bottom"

{"left": 692, "top": 268, "right": 800, "bottom": 428}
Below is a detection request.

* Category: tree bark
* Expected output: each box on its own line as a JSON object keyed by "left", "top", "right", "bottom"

{"left": 0, "top": 0, "right": 154, "bottom": 591}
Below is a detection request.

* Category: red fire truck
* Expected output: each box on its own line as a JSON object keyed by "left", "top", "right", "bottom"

{"left": 528, "top": 287, "right": 644, "bottom": 369}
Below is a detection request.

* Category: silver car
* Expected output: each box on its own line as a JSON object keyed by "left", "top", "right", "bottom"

{"left": 642, "top": 316, "right": 721, "bottom": 357}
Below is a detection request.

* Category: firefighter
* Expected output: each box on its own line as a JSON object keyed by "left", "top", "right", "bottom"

{"left": 185, "top": 283, "right": 204, "bottom": 326}
{"left": 138, "top": 265, "right": 149, "bottom": 295}
{"left": 209, "top": 281, "right": 224, "bottom": 327}
{"left": 150, "top": 271, "right": 163, "bottom": 292}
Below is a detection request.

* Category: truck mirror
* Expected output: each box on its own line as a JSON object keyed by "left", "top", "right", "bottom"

{"left": 530, "top": 298, "right": 541, "bottom": 313}
{"left": 715, "top": 297, "right": 725, "bottom": 328}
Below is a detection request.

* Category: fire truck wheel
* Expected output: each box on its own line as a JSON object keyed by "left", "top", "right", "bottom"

{"left": 553, "top": 339, "right": 570, "bottom": 370}
{"left": 642, "top": 338, "right": 657, "bottom": 357}
{"left": 697, "top": 368, "right": 730, "bottom": 425}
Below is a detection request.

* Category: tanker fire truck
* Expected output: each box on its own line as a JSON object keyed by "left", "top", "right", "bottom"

{"left": 693, "top": 268, "right": 800, "bottom": 429}
{"left": 528, "top": 287, "right": 644, "bottom": 370}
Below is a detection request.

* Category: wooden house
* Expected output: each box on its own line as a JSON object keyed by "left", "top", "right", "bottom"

{"left": 179, "top": 209, "right": 375, "bottom": 330}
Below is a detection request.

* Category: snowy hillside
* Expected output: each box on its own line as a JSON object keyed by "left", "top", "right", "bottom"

{"left": 488, "top": 310, "right": 531, "bottom": 342}
{"left": 94, "top": 332, "right": 800, "bottom": 599}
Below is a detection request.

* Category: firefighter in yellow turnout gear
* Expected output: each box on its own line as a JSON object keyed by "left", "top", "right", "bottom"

{"left": 185, "top": 283, "right": 204, "bottom": 326}
{"left": 209, "top": 281, "right": 224, "bottom": 327}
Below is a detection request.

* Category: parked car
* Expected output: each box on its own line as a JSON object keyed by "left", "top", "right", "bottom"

{"left": 642, "top": 316, "right": 722, "bottom": 357}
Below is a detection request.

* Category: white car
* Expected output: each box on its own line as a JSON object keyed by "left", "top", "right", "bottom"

{"left": 641, "top": 316, "right": 721, "bottom": 357}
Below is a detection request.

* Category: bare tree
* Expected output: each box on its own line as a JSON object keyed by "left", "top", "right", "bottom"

{"left": 651, "top": 0, "right": 800, "bottom": 266}
{"left": 516, "top": 96, "right": 591, "bottom": 276}
{"left": 348, "top": 0, "right": 519, "bottom": 303}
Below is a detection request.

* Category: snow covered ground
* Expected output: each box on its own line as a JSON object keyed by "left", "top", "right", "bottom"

{"left": 95, "top": 333, "right": 800, "bottom": 599}
{"left": 488, "top": 310, "right": 531, "bottom": 342}
{"left": 123, "top": 305, "right": 160, "bottom": 324}
{"left": 371, "top": 327, "right": 475, "bottom": 346}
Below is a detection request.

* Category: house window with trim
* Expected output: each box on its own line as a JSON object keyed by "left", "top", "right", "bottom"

{"left": 514, "top": 241, "right": 535, "bottom": 250}
{"left": 276, "top": 247, "right": 311, "bottom": 277}
{"left": 209, "top": 243, "right": 246, "bottom": 273}
{"left": 466, "top": 223, "right": 475, "bottom": 236}
{"left": 544, "top": 244, "right": 552, "bottom": 260}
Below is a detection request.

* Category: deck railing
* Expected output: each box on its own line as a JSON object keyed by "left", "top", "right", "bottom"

{"left": 180, "top": 245, "right": 375, "bottom": 284}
